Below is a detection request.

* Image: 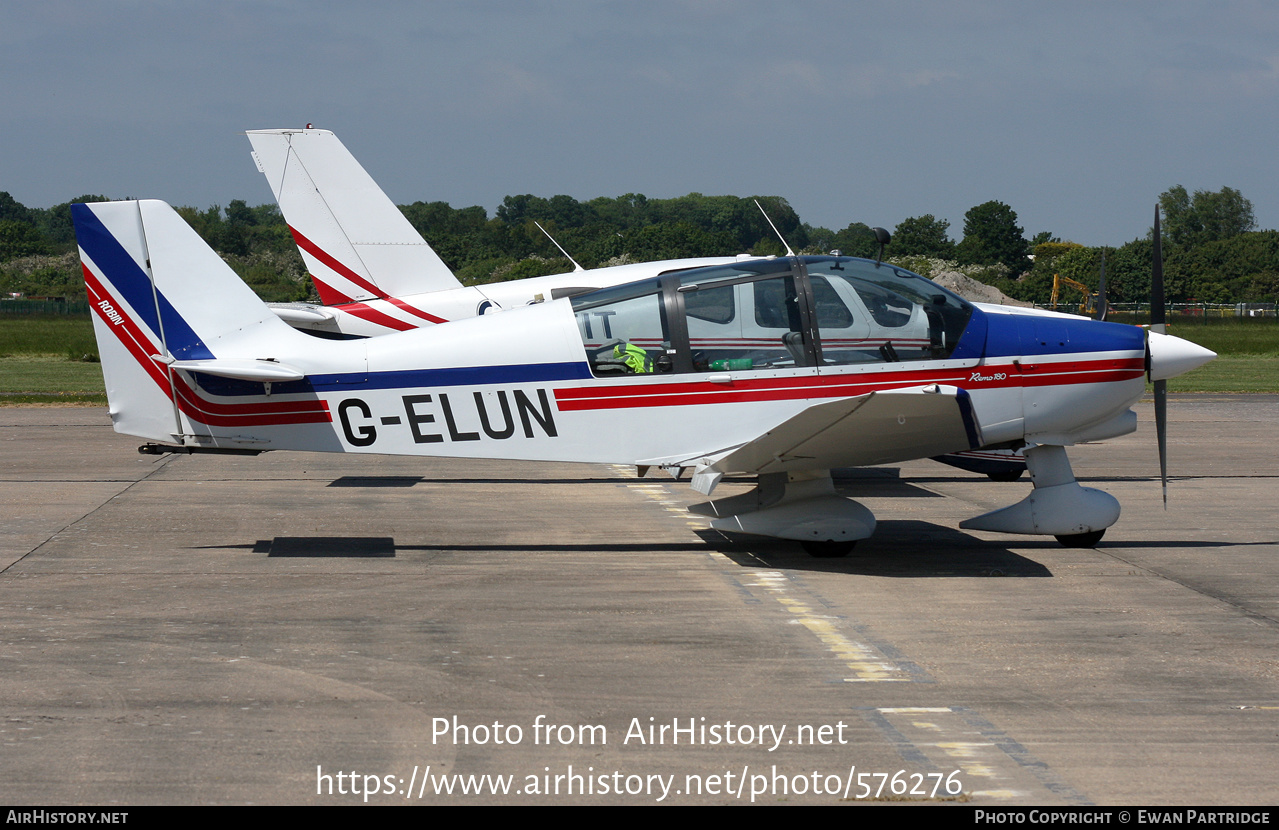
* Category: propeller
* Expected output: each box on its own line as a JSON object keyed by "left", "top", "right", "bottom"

{"left": 1142, "top": 206, "right": 1216, "bottom": 506}
{"left": 1149, "top": 206, "right": 1168, "bottom": 507}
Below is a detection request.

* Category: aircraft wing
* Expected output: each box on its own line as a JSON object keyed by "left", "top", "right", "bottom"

{"left": 648, "top": 384, "right": 983, "bottom": 492}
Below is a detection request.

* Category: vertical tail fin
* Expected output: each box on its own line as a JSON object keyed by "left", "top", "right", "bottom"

{"left": 76, "top": 200, "right": 183, "bottom": 440}
{"left": 76, "top": 200, "right": 333, "bottom": 445}
{"left": 246, "top": 128, "right": 461, "bottom": 303}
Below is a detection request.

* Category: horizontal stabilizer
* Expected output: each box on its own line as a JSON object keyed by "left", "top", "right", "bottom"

{"left": 269, "top": 304, "right": 337, "bottom": 325}
{"left": 168, "top": 358, "right": 306, "bottom": 382}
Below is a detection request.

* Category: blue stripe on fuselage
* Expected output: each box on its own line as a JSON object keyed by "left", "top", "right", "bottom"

{"left": 193, "top": 361, "right": 593, "bottom": 397}
{"left": 72, "top": 204, "right": 215, "bottom": 360}
{"left": 310, "top": 362, "right": 592, "bottom": 391}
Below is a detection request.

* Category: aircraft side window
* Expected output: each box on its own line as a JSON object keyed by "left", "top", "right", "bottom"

{"left": 572, "top": 261, "right": 830, "bottom": 377}
{"left": 752, "top": 278, "right": 803, "bottom": 331}
{"left": 810, "top": 278, "right": 878, "bottom": 366}
{"left": 572, "top": 281, "right": 673, "bottom": 377}
{"left": 683, "top": 283, "right": 735, "bottom": 324}
{"left": 809, "top": 277, "right": 853, "bottom": 329}
{"left": 682, "top": 275, "right": 806, "bottom": 371}
{"left": 677, "top": 266, "right": 812, "bottom": 373}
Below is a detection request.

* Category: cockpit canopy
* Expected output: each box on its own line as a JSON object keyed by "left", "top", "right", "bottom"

{"left": 570, "top": 256, "right": 973, "bottom": 375}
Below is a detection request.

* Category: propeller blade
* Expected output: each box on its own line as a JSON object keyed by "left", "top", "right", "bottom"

{"left": 1155, "top": 378, "right": 1167, "bottom": 506}
{"left": 1095, "top": 249, "right": 1108, "bottom": 321}
{"left": 1151, "top": 205, "right": 1168, "bottom": 506}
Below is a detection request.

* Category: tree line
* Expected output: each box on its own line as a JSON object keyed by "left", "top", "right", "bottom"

{"left": 2, "top": 185, "right": 1274, "bottom": 307}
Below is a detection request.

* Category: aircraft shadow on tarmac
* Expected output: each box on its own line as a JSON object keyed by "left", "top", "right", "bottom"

{"left": 702, "top": 522, "right": 1054, "bottom": 578}
{"left": 202, "top": 531, "right": 1262, "bottom": 564}
{"left": 207, "top": 538, "right": 712, "bottom": 557}
{"left": 326, "top": 476, "right": 423, "bottom": 488}
{"left": 326, "top": 475, "right": 644, "bottom": 487}
{"left": 254, "top": 537, "right": 398, "bottom": 557}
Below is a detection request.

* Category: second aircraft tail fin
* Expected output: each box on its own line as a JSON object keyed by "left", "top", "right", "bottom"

{"left": 247, "top": 128, "right": 461, "bottom": 303}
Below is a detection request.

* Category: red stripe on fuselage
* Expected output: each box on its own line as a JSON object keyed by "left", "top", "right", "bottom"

{"left": 552, "top": 357, "right": 1145, "bottom": 411}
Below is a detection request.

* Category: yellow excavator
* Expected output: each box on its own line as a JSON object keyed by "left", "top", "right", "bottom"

{"left": 1050, "top": 274, "right": 1101, "bottom": 315}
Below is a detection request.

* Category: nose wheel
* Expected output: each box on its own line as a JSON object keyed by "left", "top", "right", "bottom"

{"left": 801, "top": 540, "right": 857, "bottom": 557}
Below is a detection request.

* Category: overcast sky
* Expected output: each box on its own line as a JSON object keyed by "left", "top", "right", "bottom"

{"left": 3, "top": 1, "right": 1277, "bottom": 247}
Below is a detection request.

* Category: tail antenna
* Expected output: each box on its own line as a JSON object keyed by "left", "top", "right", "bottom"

{"left": 534, "top": 221, "right": 585, "bottom": 272}
{"left": 754, "top": 199, "right": 796, "bottom": 257}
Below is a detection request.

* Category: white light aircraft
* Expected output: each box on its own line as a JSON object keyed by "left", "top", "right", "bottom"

{"left": 245, "top": 128, "right": 748, "bottom": 338}
{"left": 74, "top": 199, "right": 1214, "bottom": 555}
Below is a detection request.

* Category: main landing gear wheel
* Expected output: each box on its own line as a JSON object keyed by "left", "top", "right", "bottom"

{"left": 801, "top": 540, "right": 857, "bottom": 557}
{"left": 1055, "top": 530, "right": 1105, "bottom": 548}
{"left": 986, "top": 470, "right": 1025, "bottom": 482}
